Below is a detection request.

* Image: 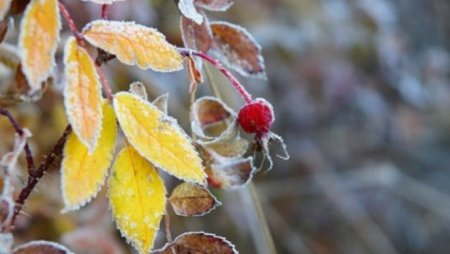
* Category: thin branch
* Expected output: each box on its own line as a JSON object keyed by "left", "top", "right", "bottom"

{"left": 11, "top": 125, "right": 72, "bottom": 227}
{"left": 0, "top": 109, "right": 35, "bottom": 174}
{"left": 101, "top": 4, "right": 109, "bottom": 19}
{"left": 179, "top": 49, "right": 253, "bottom": 104}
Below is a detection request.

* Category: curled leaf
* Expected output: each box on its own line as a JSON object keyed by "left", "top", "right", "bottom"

{"left": 195, "top": 0, "right": 233, "bottom": 11}
{"left": 129, "top": 81, "right": 148, "bottom": 101}
{"left": 210, "top": 21, "right": 266, "bottom": 78}
{"left": 64, "top": 36, "right": 103, "bottom": 152}
{"left": 13, "top": 240, "right": 74, "bottom": 254}
{"left": 191, "top": 96, "right": 248, "bottom": 157}
{"left": 109, "top": 146, "right": 166, "bottom": 254}
{"left": 152, "top": 93, "right": 169, "bottom": 114}
{"left": 207, "top": 157, "right": 256, "bottom": 189}
{"left": 82, "top": 20, "right": 183, "bottom": 72}
{"left": 61, "top": 101, "right": 117, "bottom": 212}
{"left": 178, "top": 0, "right": 203, "bottom": 24}
{"left": 154, "top": 232, "right": 238, "bottom": 254}
{"left": 113, "top": 92, "right": 206, "bottom": 184}
{"left": 19, "top": 0, "right": 60, "bottom": 94}
{"left": 169, "top": 182, "right": 221, "bottom": 217}
{"left": 0, "top": 18, "right": 8, "bottom": 43}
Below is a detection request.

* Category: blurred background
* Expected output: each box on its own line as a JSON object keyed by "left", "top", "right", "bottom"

{"left": 2, "top": 0, "right": 450, "bottom": 253}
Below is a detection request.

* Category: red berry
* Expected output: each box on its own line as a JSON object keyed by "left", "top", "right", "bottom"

{"left": 237, "top": 98, "right": 274, "bottom": 137}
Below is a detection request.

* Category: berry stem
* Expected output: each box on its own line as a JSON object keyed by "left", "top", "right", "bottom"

{"left": 101, "top": 4, "right": 109, "bottom": 19}
{"left": 179, "top": 49, "right": 253, "bottom": 104}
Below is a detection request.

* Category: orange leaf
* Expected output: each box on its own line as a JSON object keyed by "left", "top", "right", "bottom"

{"left": 19, "top": 0, "right": 60, "bottom": 93}
{"left": 63, "top": 36, "right": 103, "bottom": 152}
{"left": 82, "top": 20, "right": 183, "bottom": 72}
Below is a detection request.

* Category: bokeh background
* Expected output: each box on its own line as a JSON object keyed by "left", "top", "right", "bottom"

{"left": 2, "top": 0, "right": 450, "bottom": 253}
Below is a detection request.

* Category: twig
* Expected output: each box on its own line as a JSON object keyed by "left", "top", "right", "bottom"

{"left": 101, "top": 4, "right": 109, "bottom": 19}
{"left": 179, "top": 49, "right": 253, "bottom": 104}
{"left": 0, "top": 109, "right": 35, "bottom": 174}
{"left": 11, "top": 125, "right": 72, "bottom": 227}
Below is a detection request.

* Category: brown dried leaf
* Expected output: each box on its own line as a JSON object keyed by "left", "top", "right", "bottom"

{"left": 210, "top": 21, "right": 266, "bottom": 78}
{"left": 181, "top": 12, "right": 213, "bottom": 53}
{"left": 207, "top": 157, "right": 255, "bottom": 189}
{"left": 186, "top": 56, "right": 204, "bottom": 94}
{"left": 169, "top": 182, "right": 220, "bottom": 217}
{"left": 154, "top": 232, "right": 238, "bottom": 254}
{"left": 195, "top": 0, "right": 233, "bottom": 11}
{"left": 0, "top": 19, "right": 8, "bottom": 43}
{"left": 13, "top": 241, "right": 74, "bottom": 254}
{"left": 191, "top": 96, "right": 234, "bottom": 135}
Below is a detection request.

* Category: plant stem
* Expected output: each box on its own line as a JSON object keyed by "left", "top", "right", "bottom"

{"left": 0, "top": 109, "right": 35, "bottom": 174}
{"left": 101, "top": 4, "right": 109, "bottom": 19}
{"left": 179, "top": 49, "right": 253, "bottom": 104}
{"left": 11, "top": 125, "right": 72, "bottom": 227}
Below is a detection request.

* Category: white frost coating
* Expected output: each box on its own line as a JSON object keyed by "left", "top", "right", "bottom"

{"left": 63, "top": 37, "right": 103, "bottom": 154}
{"left": 210, "top": 21, "right": 267, "bottom": 79}
{"left": 178, "top": 0, "right": 203, "bottom": 25}
{"left": 0, "top": 233, "right": 13, "bottom": 253}
{"left": 195, "top": 0, "right": 234, "bottom": 12}
{"left": 211, "top": 157, "right": 256, "bottom": 190}
{"left": 152, "top": 93, "right": 169, "bottom": 113}
{"left": 13, "top": 240, "right": 75, "bottom": 253}
{"left": 154, "top": 231, "right": 239, "bottom": 254}
{"left": 0, "top": 0, "right": 12, "bottom": 20}
{"left": 82, "top": 0, "right": 125, "bottom": 4}
{"left": 18, "top": 0, "right": 61, "bottom": 94}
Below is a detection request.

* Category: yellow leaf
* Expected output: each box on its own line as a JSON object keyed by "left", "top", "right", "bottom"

{"left": 61, "top": 101, "right": 117, "bottom": 212}
{"left": 109, "top": 146, "right": 166, "bottom": 254}
{"left": 113, "top": 92, "right": 207, "bottom": 184}
{"left": 63, "top": 36, "right": 103, "bottom": 152}
{"left": 82, "top": 20, "right": 183, "bottom": 72}
{"left": 19, "top": 0, "right": 60, "bottom": 93}
{"left": 0, "top": 0, "right": 12, "bottom": 20}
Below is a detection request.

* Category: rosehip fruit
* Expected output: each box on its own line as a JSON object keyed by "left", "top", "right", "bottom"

{"left": 237, "top": 98, "right": 274, "bottom": 138}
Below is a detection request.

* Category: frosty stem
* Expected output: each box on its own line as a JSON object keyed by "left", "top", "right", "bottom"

{"left": 179, "top": 49, "right": 253, "bottom": 104}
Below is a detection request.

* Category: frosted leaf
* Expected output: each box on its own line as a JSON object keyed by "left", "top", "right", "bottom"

{"left": 178, "top": 0, "right": 203, "bottom": 24}
{"left": 169, "top": 182, "right": 221, "bottom": 217}
{"left": 82, "top": 20, "right": 183, "bottom": 72}
{"left": 154, "top": 231, "right": 238, "bottom": 254}
{"left": 210, "top": 21, "right": 266, "bottom": 78}
{"left": 194, "top": 0, "right": 234, "bottom": 11}
{"left": 13, "top": 240, "right": 74, "bottom": 254}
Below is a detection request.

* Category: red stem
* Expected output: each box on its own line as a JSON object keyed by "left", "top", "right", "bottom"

{"left": 101, "top": 4, "right": 109, "bottom": 19}
{"left": 179, "top": 49, "right": 253, "bottom": 104}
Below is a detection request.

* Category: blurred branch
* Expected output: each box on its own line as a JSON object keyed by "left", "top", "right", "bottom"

{"left": 11, "top": 125, "right": 71, "bottom": 227}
